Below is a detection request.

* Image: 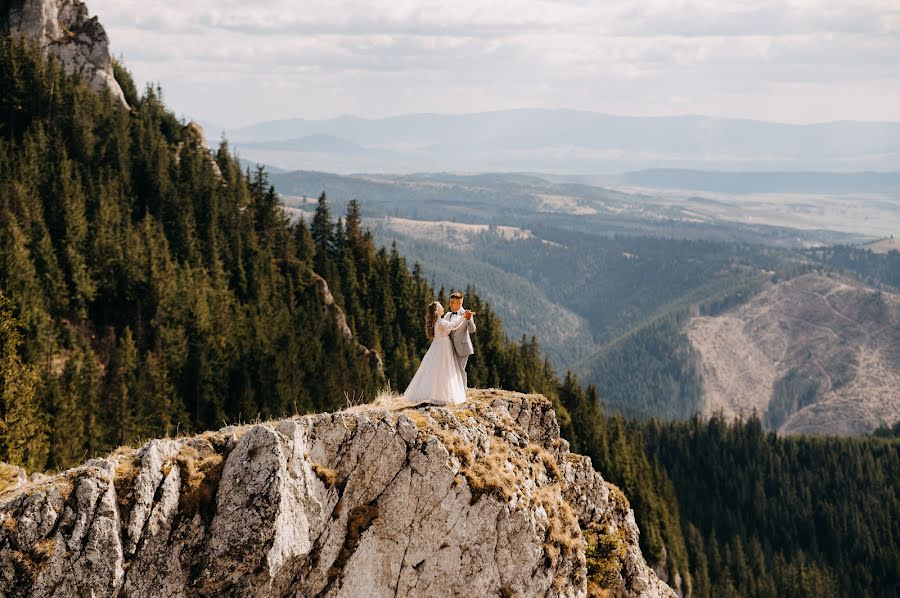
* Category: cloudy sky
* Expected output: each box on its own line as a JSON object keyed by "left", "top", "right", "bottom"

{"left": 90, "top": 0, "right": 900, "bottom": 128}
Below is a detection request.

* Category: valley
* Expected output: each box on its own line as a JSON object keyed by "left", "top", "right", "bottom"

{"left": 269, "top": 169, "right": 900, "bottom": 435}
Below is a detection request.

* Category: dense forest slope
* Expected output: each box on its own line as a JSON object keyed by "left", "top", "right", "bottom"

{"left": 560, "top": 381, "right": 900, "bottom": 598}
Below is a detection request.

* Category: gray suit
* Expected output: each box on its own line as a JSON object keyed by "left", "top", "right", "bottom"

{"left": 445, "top": 310, "right": 476, "bottom": 388}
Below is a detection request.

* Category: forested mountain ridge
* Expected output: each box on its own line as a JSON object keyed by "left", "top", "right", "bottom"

{"left": 0, "top": 35, "right": 560, "bottom": 473}
{"left": 573, "top": 263, "right": 900, "bottom": 435}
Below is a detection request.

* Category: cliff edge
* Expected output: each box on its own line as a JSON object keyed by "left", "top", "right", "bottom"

{"left": 2, "top": 0, "right": 127, "bottom": 105}
{"left": 0, "top": 390, "right": 675, "bottom": 598}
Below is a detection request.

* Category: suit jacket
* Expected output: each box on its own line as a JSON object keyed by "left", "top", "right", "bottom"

{"left": 445, "top": 310, "right": 476, "bottom": 356}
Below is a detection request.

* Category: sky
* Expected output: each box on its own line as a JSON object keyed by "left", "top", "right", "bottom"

{"left": 89, "top": 0, "right": 900, "bottom": 129}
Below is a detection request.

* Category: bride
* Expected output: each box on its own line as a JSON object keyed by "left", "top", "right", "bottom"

{"left": 403, "top": 301, "right": 472, "bottom": 406}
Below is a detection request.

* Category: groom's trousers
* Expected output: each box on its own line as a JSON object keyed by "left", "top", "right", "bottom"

{"left": 456, "top": 354, "right": 469, "bottom": 389}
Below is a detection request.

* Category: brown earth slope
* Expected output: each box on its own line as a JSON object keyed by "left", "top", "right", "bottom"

{"left": 686, "top": 273, "right": 900, "bottom": 435}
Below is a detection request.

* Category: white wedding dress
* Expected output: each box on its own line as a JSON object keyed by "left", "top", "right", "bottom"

{"left": 403, "top": 315, "right": 469, "bottom": 405}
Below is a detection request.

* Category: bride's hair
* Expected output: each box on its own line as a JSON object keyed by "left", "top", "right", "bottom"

{"left": 425, "top": 301, "right": 440, "bottom": 340}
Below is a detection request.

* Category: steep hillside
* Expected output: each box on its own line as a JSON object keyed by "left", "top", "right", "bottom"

{"left": 0, "top": 390, "right": 675, "bottom": 598}
{"left": 366, "top": 223, "right": 596, "bottom": 369}
{"left": 686, "top": 272, "right": 900, "bottom": 434}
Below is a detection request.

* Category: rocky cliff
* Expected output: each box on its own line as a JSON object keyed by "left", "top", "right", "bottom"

{"left": 2, "top": 0, "right": 127, "bottom": 106}
{"left": 0, "top": 390, "right": 675, "bottom": 598}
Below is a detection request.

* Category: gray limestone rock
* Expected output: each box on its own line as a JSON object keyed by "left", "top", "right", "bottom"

{"left": 3, "top": 0, "right": 127, "bottom": 106}
{"left": 0, "top": 390, "right": 676, "bottom": 597}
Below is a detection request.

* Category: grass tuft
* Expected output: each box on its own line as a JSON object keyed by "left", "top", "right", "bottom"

{"left": 311, "top": 462, "right": 338, "bottom": 487}
{"left": 175, "top": 443, "right": 225, "bottom": 519}
{"left": 585, "top": 523, "right": 630, "bottom": 595}
{"left": 113, "top": 450, "right": 141, "bottom": 508}
{"left": 0, "top": 463, "right": 24, "bottom": 495}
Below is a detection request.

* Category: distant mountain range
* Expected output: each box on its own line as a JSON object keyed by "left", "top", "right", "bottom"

{"left": 589, "top": 169, "right": 900, "bottom": 194}
{"left": 219, "top": 109, "right": 900, "bottom": 174}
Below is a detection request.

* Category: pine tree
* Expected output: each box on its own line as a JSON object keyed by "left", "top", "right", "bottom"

{"left": 311, "top": 191, "right": 334, "bottom": 258}
{"left": 0, "top": 291, "right": 48, "bottom": 469}
{"left": 106, "top": 326, "right": 140, "bottom": 446}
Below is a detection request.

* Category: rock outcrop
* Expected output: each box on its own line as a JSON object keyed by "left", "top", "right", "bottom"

{"left": 2, "top": 0, "right": 127, "bottom": 106}
{"left": 312, "top": 271, "right": 385, "bottom": 375}
{"left": 0, "top": 390, "right": 674, "bottom": 597}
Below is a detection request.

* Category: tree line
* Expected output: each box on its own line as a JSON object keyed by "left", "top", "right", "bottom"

{"left": 559, "top": 380, "right": 899, "bottom": 597}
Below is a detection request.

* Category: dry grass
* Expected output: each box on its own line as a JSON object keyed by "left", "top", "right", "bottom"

{"left": 346, "top": 504, "right": 378, "bottom": 542}
{"left": 1, "top": 515, "right": 16, "bottom": 534}
{"left": 525, "top": 444, "right": 561, "bottom": 481}
{"left": 584, "top": 523, "right": 629, "bottom": 595}
{"left": 343, "top": 389, "right": 367, "bottom": 409}
{"left": 112, "top": 450, "right": 141, "bottom": 508}
{"left": 465, "top": 451, "right": 519, "bottom": 503}
{"left": 49, "top": 477, "right": 75, "bottom": 503}
{"left": 453, "top": 408, "right": 476, "bottom": 421}
{"left": 0, "top": 463, "right": 24, "bottom": 495}
{"left": 587, "top": 584, "right": 615, "bottom": 598}
{"left": 404, "top": 399, "right": 575, "bottom": 556}
{"left": 31, "top": 538, "right": 55, "bottom": 563}
{"left": 403, "top": 410, "right": 524, "bottom": 503}
{"left": 311, "top": 462, "right": 338, "bottom": 487}
{"left": 175, "top": 443, "right": 225, "bottom": 518}
{"left": 606, "top": 483, "right": 631, "bottom": 514}
{"left": 340, "top": 384, "right": 412, "bottom": 414}
{"left": 535, "top": 483, "right": 584, "bottom": 566}
{"left": 0, "top": 534, "right": 57, "bottom": 579}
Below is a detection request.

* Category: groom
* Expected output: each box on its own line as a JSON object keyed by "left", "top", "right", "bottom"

{"left": 445, "top": 291, "right": 476, "bottom": 388}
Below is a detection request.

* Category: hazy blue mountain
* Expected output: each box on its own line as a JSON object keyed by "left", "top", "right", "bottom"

{"left": 602, "top": 169, "right": 900, "bottom": 194}
{"left": 224, "top": 110, "right": 900, "bottom": 173}
{"left": 239, "top": 134, "right": 369, "bottom": 155}
{"left": 238, "top": 158, "right": 287, "bottom": 173}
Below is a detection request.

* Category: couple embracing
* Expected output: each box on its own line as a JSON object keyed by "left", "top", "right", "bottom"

{"left": 403, "top": 292, "right": 476, "bottom": 406}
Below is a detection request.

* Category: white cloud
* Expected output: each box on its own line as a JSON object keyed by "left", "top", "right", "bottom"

{"left": 90, "top": 0, "right": 900, "bottom": 127}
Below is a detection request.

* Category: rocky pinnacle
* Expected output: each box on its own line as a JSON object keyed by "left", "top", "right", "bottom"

{"left": 0, "top": 390, "right": 676, "bottom": 598}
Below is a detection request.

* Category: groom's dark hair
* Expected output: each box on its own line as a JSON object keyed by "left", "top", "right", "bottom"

{"left": 449, "top": 292, "right": 463, "bottom": 299}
